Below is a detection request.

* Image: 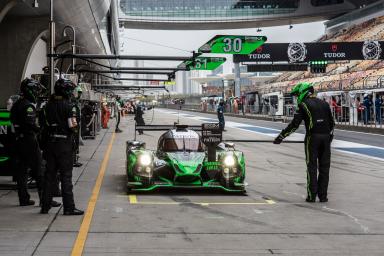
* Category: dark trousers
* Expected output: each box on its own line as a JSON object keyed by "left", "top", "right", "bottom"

{"left": 218, "top": 116, "right": 225, "bottom": 130}
{"left": 364, "top": 108, "right": 370, "bottom": 124}
{"left": 115, "top": 112, "right": 121, "bottom": 130}
{"left": 376, "top": 108, "right": 382, "bottom": 124}
{"left": 304, "top": 133, "right": 331, "bottom": 200}
{"left": 72, "top": 128, "right": 80, "bottom": 164}
{"left": 135, "top": 117, "right": 145, "bottom": 134}
{"left": 42, "top": 139, "right": 75, "bottom": 210}
{"left": 15, "top": 135, "right": 43, "bottom": 204}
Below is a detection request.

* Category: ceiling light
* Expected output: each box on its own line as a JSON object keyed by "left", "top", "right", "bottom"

{"left": 33, "top": 0, "right": 39, "bottom": 8}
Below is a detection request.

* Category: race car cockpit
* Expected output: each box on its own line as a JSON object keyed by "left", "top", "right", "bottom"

{"left": 157, "top": 130, "right": 204, "bottom": 153}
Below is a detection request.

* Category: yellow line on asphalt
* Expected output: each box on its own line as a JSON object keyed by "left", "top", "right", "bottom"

{"left": 119, "top": 195, "right": 277, "bottom": 206}
{"left": 71, "top": 132, "right": 115, "bottom": 256}
{"left": 265, "top": 199, "right": 276, "bottom": 205}
{"left": 129, "top": 195, "right": 137, "bottom": 204}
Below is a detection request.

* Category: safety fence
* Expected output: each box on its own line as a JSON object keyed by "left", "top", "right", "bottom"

{"left": 160, "top": 103, "right": 384, "bottom": 129}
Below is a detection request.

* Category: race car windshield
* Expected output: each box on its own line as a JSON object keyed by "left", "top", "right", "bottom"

{"left": 163, "top": 138, "right": 203, "bottom": 152}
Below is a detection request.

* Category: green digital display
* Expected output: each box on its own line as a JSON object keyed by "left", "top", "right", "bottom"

{"left": 198, "top": 35, "right": 267, "bottom": 54}
{"left": 203, "top": 161, "right": 222, "bottom": 171}
{"left": 0, "top": 157, "right": 9, "bottom": 162}
{"left": 181, "top": 57, "right": 226, "bottom": 71}
{"left": 0, "top": 110, "right": 11, "bottom": 127}
{"left": 162, "top": 81, "right": 176, "bottom": 86}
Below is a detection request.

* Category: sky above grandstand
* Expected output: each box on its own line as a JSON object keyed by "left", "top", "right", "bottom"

{"left": 121, "top": 21, "right": 325, "bottom": 56}
{"left": 121, "top": 21, "right": 325, "bottom": 74}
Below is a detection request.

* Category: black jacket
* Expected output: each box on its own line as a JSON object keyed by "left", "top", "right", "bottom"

{"left": 10, "top": 98, "right": 39, "bottom": 135}
{"left": 280, "top": 96, "right": 335, "bottom": 138}
{"left": 43, "top": 95, "right": 76, "bottom": 136}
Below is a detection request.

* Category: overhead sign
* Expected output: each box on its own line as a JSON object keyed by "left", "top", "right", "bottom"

{"left": 199, "top": 35, "right": 267, "bottom": 55}
{"left": 234, "top": 41, "right": 384, "bottom": 63}
{"left": 180, "top": 57, "right": 226, "bottom": 71}
{"left": 247, "top": 64, "right": 308, "bottom": 72}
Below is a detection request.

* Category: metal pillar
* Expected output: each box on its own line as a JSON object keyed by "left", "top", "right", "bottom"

{"left": 234, "top": 62, "right": 241, "bottom": 97}
{"left": 63, "top": 26, "right": 76, "bottom": 74}
{"left": 49, "top": 0, "right": 55, "bottom": 93}
{"left": 222, "top": 79, "right": 225, "bottom": 99}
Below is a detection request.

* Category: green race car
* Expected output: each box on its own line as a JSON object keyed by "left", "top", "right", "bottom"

{"left": 126, "top": 125, "right": 246, "bottom": 192}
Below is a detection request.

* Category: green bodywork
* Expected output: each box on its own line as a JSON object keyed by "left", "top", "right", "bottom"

{"left": 126, "top": 147, "right": 246, "bottom": 192}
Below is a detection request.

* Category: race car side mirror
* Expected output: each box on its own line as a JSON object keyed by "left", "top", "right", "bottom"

{"left": 126, "top": 141, "right": 146, "bottom": 150}
{"left": 224, "top": 142, "right": 235, "bottom": 149}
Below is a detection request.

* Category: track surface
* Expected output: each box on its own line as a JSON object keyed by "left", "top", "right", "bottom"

{"left": 0, "top": 109, "right": 383, "bottom": 255}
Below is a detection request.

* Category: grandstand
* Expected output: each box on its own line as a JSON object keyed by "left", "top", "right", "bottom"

{"left": 258, "top": 15, "right": 384, "bottom": 94}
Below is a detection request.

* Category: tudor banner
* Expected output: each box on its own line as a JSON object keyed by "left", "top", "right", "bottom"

{"left": 234, "top": 41, "right": 384, "bottom": 63}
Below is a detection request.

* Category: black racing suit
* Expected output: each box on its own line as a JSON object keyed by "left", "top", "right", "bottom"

{"left": 41, "top": 95, "right": 77, "bottom": 211}
{"left": 135, "top": 106, "right": 145, "bottom": 134}
{"left": 71, "top": 99, "right": 81, "bottom": 165}
{"left": 217, "top": 104, "right": 225, "bottom": 130}
{"left": 10, "top": 98, "right": 43, "bottom": 204}
{"left": 278, "top": 96, "right": 335, "bottom": 201}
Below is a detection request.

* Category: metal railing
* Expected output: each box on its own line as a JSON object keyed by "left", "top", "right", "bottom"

{"left": 160, "top": 103, "right": 384, "bottom": 129}
{"left": 330, "top": 105, "right": 383, "bottom": 128}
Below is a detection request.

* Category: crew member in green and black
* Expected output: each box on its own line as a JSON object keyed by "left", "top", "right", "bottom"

{"left": 273, "top": 82, "right": 335, "bottom": 203}
{"left": 40, "top": 79, "right": 84, "bottom": 215}
{"left": 10, "top": 78, "right": 44, "bottom": 206}
{"left": 217, "top": 99, "right": 225, "bottom": 131}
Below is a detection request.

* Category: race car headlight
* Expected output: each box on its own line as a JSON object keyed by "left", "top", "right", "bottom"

{"left": 139, "top": 154, "right": 152, "bottom": 166}
{"left": 223, "top": 155, "right": 236, "bottom": 167}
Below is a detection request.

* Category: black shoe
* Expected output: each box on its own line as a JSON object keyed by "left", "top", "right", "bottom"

{"left": 73, "top": 162, "right": 83, "bottom": 167}
{"left": 20, "top": 200, "right": 35, "bottom": 206}
{"left": 115, "top": 128, "right": 123, "bottom": 133}
{"left": 51, "top": 200, "right": 61, "bottom": 207}
{"left": 40, "top": 200, "right": 61, "bottom": 207}
{"left": 305, "top": 197, "right": 316, "bottom": 203}
{"left": 40, "top": 208, "right": 50, "bottom": 214}
{"left": 63, "top": 208, "right": 84, "bottom": 216}
{"left": 319, "top": 198, "right": 328, "bottom": 203}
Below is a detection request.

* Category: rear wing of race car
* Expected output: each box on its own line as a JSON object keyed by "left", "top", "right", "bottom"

{"left": 134, "top": 123, "right": 202, "bottom": 140}
{"left": 133, "top": 123, "right": 304, "bottom": 143}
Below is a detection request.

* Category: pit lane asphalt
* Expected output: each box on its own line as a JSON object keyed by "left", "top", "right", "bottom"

{"left": 0, "top": 109, "right": 383, "bottom": 255}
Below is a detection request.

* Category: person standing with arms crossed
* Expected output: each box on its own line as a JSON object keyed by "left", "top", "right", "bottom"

{"left": 274, "top": 82, "right": 335, "bottom": 203}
